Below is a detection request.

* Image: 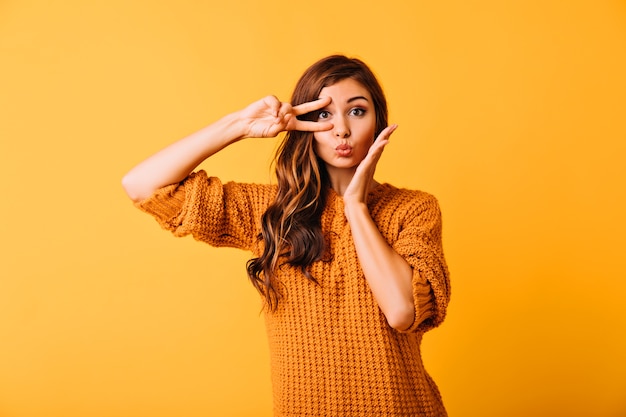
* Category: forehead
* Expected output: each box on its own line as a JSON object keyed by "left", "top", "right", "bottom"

{"left": 319, "top": 78, "right": 372, "bottom": 102}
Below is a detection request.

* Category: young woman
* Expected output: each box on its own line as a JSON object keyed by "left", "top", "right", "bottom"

{"left": 122, "top": 55, "right": 450, "bottom": 416}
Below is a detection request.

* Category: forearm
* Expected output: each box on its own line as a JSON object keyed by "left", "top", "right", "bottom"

{"left": 122, "top": 95, "right": 333, "bottom": 202}
{"left": 122, "top": 112, "right": 245, "bottom": 202}
{"left": 344, "top": 202, "right": 416, "bottom": 331}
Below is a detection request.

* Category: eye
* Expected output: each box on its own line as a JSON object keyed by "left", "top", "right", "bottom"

{"left": 349, "top": 108, "right": 366, "bottom": 117}
{"left": 318, "top": 110, "right": 331, "bottom": 120}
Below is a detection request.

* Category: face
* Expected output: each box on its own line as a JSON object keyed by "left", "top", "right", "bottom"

{"left": 313, "top": 78, "right": 377, "bottom": 173}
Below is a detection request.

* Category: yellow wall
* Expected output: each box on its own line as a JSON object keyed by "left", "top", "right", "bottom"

{"left": 1, "top": 1, "right": 625, "bottom": 416}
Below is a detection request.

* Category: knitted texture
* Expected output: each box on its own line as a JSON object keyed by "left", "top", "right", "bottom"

{"left": 136, "top": 170, "right": 451, "bottom": 417}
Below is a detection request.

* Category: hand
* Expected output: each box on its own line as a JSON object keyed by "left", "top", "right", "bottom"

{"left": 239, "top": 95, "right": 333, "bottom": 139}
{"left": 343, "top": 124, "right": 398, "bottom": 206}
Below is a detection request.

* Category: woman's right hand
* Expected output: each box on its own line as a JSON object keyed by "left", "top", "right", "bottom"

{"left": 239, "top": 95, "right": 333, "bottom": 139}
{"left": 122, "top": 95, "right": 333, "bottom": 202}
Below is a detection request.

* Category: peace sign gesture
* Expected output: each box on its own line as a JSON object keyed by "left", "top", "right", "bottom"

{"left": 122, "top": 95, "right": 333, "bottom": 202}
{"left": 240, "top": 95, "right": 333, "bottom": 139}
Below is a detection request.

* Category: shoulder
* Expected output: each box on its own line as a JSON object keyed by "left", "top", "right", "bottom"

{"left": 368, "top": 183, "right": 443, "bottom": 234}
{"left": 370, "top": 183, "right": 440, "bottom": 213}
{"left": 188, "top": 170, "right": 277, "bottom": 200}
{"left": 223, "top": 179, "right": 277, "bottom": 198}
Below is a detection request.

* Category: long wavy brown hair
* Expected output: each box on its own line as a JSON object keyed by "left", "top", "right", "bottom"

{"left": 246, "top": 55, "right": 389, "bottom": 310}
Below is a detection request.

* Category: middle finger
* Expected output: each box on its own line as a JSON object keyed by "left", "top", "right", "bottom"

{"left": 292, "top": 97, "right": 332, "bottom": 116}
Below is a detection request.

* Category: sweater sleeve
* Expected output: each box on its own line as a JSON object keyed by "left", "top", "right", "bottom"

{"left": 133, "top": 170, "right": 269, "bottom": 251}
{"left": 392, "top": 193, "right": 451, "bottom": 333}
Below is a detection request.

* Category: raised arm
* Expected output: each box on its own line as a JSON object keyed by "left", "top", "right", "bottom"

{"left": 121, "top": 95, "right": 332, "bottom": 202}
{"left": 342, "top": 124, "right": 419, "bottom": 331}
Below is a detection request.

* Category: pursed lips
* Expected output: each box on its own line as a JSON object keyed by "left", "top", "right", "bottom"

{"left": 335, "top": 143, "right": 353, "bottom": 157}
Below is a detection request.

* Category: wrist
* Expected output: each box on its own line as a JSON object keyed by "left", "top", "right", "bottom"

{"left": 218, "top": 111, "right": 248, "bottom": 143}
{"left": 343, "top": 200, "right": 369, "bottom": 222}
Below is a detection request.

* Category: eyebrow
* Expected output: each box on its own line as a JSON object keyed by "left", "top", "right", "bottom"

{"left": 317, "top": 95, "right": 370, "bottom": 106}
{"left": 347, "top": 96, "right": 369, "bottom": 103}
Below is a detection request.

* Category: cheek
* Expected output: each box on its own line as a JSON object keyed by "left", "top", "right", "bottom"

{"left": 361, "top": 114, "right": 377, "bottom": 136}
{"left": 312, "top": 133, "right": 326, "bottom": 157}
{"left": 360, "top": 120, "right": 377, "bottom": 142}
{"left": 313, "top": 131, "right": 332, "bottom": 147}
{"left": 312, "top": 133, "right": 320, "bottom": 150}
{"left": 370, "top": 117, "right": 378, "bottom": 137}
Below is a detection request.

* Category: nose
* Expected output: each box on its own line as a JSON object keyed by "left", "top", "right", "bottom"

{"left": 334, "top": 116, "right": 350, "bottom": 138}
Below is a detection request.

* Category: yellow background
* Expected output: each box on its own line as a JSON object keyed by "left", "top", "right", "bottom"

{"left": 1, "top": 0, "right": 625, "bottom": 416}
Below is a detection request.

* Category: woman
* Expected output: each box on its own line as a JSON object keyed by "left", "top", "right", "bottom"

{"left": 122, "top": 55, "right": 450, "bottom": 416}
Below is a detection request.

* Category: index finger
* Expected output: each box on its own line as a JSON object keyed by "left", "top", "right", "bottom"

{"left": 292, "top": 96, "right": 332, "bottom": 116}
{"left": 292, "top": 119, "right": 333, "bottom": 132}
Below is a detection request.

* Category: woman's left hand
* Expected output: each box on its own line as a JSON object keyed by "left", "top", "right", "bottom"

{"left": 342, "top": 123, "right": 416, "bottom": 331}
{"left": 343, "top": 124, "right": 398, "bottom": 206}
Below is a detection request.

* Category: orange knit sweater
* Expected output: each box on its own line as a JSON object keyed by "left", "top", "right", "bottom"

{"left": 136, "top": 170, "right": 451, "bottom": 417}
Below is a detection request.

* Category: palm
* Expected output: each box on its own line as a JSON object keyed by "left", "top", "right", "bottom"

{"left": 242, "top": 97, "right": 290, "bottom": 138}
{"left": 343, "top": 125, "right": 397, "bottom": 204}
